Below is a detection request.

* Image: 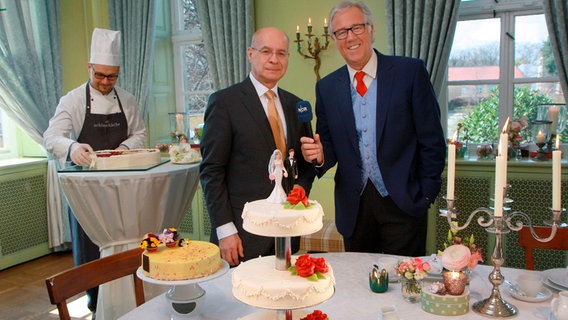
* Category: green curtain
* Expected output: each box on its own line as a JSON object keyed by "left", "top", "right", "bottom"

{"left": 0, "top": 0, "right": 61, "bottom": 142}
{"left": 195, "top": 0, "right": 254, "bottom": 90}
{"left": 108, "top": 0, "right": 157, "bottom": 121}
{"left": 543, "top": 0, "right": 568, "bottom": 103}
{"left": 385, "top": 0, "right": 460, "bottom": 97}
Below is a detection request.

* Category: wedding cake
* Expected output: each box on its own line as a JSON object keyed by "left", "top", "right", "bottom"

{"left": 90, "top": 148, "right": 161, "bottom": 169}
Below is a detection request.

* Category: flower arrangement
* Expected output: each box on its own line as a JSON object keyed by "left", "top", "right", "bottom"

{"left": 476, "top": 144, "right": 493, "bottom": 159}
{"left": 300, "top": 310, "right": 328, "bottom": 320}
{"left": 439, "top": 227, "right": 483, "bottom": 270}
{"left": 289, "top": 253, "right": 329, "bottom": 281}
{"left": 283, "top": 187, "right": 312, "bottom": 209}
{"left": 449, "top": 123, "right": 469, "bottom": 158}
{"left": 397, "top": 257, "right": 431, "bottom": 281}
{"left": 508, "top": 116, "right": 529, "bottom": 148}
{"left": 159, "top": 227, "right": 179, "bottom": 248}
{"left": 169, "top": 142, "right": 201, "bottom": 163}
{"left": 140, "top": 233, "right": 160, "bottom": 251}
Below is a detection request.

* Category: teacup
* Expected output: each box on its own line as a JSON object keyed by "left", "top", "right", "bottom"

{"left": 551, "top": 290, "right": 568, "bottom": 320}
{"left": 378, "top": 257, "right": 400, "bottom": 282}
{"left": 516, "top": 273, "right": 543, "bottom": 297}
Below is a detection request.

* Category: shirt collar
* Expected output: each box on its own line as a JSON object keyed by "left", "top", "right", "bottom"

{"left": 249, "top": 72, "right": 279, "bottom": 99}
{"left": 347, "top": 51, "right": 378, "bottom": 84}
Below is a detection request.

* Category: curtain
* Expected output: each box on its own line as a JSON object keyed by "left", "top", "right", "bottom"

{"left": 0, "top": 0, "right": 69, "bottom": 248}
{"left": 543, "top": 0, "right": 568, "bottom": 103}
{"left": 108, "top": 0, "right": 157, "bottom": 121}
{"left": 385, "top": 0, "right": 460, "bottom": 97}
{"left": 195, "top": 0, "right": 253, "bottom": 90}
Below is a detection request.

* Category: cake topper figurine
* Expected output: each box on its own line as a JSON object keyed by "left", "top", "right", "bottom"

{"left": 283, "top": 148, "right": 298, "bottom": 193}
{"left": 267, "top": 149, "right": 288, "bottom": 203}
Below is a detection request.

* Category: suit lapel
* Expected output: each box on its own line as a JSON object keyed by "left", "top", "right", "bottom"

{"left": 333, "top": 67, "right": 360, "bottom": 155}
{"left": 376, "top": 52, "right": 394, "bottom": 149}
{"left": 239, "top": 78, "right": 277, "bottom": 151}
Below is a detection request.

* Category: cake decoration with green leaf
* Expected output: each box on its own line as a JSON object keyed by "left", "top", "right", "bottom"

{"left": 289, "top": 253, "right": 329, "bottom": 281}
{"left": 283, "top": 187, "right": 312, "bottom": 209}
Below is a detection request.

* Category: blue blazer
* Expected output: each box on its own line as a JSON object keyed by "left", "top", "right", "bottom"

{"left": 315, "top": 50, "right": 446, "bottom": 238}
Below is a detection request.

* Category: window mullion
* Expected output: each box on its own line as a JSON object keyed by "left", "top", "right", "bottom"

{"left": 499, "top": 11, "right": 515, "bottom": 127}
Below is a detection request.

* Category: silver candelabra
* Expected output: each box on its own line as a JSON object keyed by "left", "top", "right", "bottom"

{"left": 439, "top": 185, "right": 564, "bottom": 317}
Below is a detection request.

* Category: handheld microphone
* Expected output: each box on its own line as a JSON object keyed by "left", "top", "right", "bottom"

{"left": 296, "top": 100, "right": 317, "bottom": 165}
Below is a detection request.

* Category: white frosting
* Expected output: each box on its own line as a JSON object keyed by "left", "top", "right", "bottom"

{"left": 91, "top": 149, "right": 161, "bottom": 169}
{"left": 237, "top": 309, "right": 313, "bottom": 320}
{"left": 242, "top": 200, "right": 324, "bottom": 237}
{"left": 232, "top": 255, "right": 334, "bottom": 310}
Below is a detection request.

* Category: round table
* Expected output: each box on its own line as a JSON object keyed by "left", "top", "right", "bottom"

{"left": 58, "top": 161, "right": 200, "bottom": 320}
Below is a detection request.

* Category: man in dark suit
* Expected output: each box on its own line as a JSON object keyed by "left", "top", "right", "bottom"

{"left": 301, "top": 1, "right": 446, "bottom": 256}
{"left": 283, "top": 148, "right": 298, "bottom": 194}
{"left": 199, "top": 27, "right": 315, "bottom": 266}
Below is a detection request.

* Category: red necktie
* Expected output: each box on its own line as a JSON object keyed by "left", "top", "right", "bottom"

{"left": 355, "top": 71, "right": 367, "bottom": 97}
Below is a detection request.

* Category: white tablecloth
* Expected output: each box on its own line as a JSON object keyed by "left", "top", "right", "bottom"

{"left": 58, "top": 161, "right": 200, "bottom": 320}
{"left": 119, "top": 252, "right": 558, "bottom": 319}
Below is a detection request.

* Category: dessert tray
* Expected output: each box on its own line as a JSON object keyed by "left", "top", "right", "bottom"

{"left": 136, "top": 261, "right": 229, "bottom": 318}
{"left": 58, "top": 158, "right": 170, "bottom": 172}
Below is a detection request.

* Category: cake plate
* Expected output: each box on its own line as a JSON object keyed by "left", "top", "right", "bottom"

{"left": 136, "top": 260, "right": 229, "bottom": 319}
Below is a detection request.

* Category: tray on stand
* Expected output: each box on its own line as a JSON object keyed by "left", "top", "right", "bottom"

{"left": 136, "top": 261, "right": 229, "bottom": 319}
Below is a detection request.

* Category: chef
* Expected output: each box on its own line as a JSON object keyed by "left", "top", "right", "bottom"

{"left": 43, "top": 28, "right": 146, "bottom": 316}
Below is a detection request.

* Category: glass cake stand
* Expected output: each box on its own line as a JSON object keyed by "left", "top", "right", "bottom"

{"left": 136, "top": 260, "right": 229, "bottom": 319}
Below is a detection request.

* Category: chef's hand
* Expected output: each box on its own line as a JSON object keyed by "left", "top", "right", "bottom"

{"left": 219, "top": 233, "right": 244, "bottom": 266}
{"left": 70, "top": 143, "right": 94, "bottom": 166}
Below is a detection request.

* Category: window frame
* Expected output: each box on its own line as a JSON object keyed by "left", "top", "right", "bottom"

{"left": 446, "top": 0, "right": 562, "bottom": 138}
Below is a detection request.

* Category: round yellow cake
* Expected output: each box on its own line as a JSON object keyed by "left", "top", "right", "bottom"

{"left": 141, "top": 241, "right": 222, "bottom": 281}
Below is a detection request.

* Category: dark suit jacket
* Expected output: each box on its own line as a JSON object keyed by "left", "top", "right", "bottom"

{"left": 199, "top": 77, "right": 315, "bottom": 260}
{"left": 315, "top": 50, "right": 446, "bottom": 238}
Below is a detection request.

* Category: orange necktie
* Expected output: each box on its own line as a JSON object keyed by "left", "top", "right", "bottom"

{"left": 265, "top": 90, "right": 286, "bottom": 155}
{"left": 355, "top": 71, "right": 367, "bottom": 96}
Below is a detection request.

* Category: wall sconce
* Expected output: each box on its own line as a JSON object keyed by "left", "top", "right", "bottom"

{"left": 294, "top": 17, "right": 331, "bottom": 82}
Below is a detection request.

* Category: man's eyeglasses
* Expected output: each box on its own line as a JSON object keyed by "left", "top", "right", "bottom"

{"left": 251, "top": 47, "right": 290, "bottom": 60}
{"left": 90, "top": 64, "right": 119, "bottom": 81}
{"left": 333, "top": 23, "right": 369, "bottom": 40}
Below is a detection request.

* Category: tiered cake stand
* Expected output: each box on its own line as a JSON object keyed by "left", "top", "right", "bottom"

{"left": 236, "top": 217, "right": 333, "bottom": 320}
{"left": 136, "top": 261, "right": 229, "bottom": 319}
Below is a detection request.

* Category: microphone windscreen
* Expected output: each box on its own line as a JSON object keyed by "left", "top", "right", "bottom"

{"left": 296, "top": 100, "right": 313, "bottom": 123}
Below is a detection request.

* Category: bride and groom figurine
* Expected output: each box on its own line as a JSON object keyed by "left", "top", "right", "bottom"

{"left": 266, "top": 149, "right": 297, "bottom": 203}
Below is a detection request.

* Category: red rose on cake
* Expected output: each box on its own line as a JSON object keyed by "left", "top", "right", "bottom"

{"left": 289, "top": 253, "right": 329, "bottom": 281}
{"left": 284, "top": 186, "right": 312, "bottom": 209}
{"left": 301, "top": 310, "right": 329, "bottom": 320}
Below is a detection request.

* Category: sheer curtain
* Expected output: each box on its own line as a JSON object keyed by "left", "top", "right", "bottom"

{"left": 0, "top": 0, "right": 69, "bottom": 248}
{"left": 385, "top": 0, "right": 460, "bottom": 97}
{"left": 543, "top": 0, "right": 568, "bottom": 102}
{"left": 195, "top": 0, "right": 253, "bottom": 90}
{"left": 108, "top": 0, "right": 157, "bottom": 121}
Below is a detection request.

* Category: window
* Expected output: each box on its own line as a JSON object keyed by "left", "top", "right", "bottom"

{"left": 446, "top": 0, "right": 565, "bottom": 144}
{"left": 171, "top": 0, "right": 214, "bottom": 138}
{"left": 0, "top": 109, "right": 18, "bottom": 159}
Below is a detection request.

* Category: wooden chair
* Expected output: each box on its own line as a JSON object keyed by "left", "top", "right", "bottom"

{"left": 518, "top": 226, "right": 568, "bottom": 270}
{"left": 45, "top": 247, "right": 145, "bottom": 320}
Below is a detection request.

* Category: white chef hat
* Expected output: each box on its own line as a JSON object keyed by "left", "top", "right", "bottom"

{"left": 89, "top": 28, "right": 121, "bottom": 66}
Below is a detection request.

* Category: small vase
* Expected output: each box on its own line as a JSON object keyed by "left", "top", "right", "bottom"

{"left": 400, "top": 277, "right": 422, "bottom": 303}
{"left": 166, "top": 240, "right": 178, "bottom": 248}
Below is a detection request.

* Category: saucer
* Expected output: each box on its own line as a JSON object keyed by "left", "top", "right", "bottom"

{"left": 507, "top": 285, "right": 552, "bottom": 302}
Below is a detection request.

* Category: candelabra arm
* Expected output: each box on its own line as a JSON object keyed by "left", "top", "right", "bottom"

{"left": 440, "top": 197, "right": 493, "bottom": 231}
{"left": 508, "top": 209, "right": 562, "bottom": 242}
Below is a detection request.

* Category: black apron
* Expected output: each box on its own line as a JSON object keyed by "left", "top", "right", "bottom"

{"left": 70, "top": 83, "right": 128, "bottom": 311}
{"left": 76, "top": 82, "right": 128, "bottom": 150}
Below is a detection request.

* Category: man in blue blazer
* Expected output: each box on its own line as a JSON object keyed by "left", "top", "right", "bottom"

{"left": 200, "top": 27, "right": 315, "bottom": 266}
{"left": 301, "top": 1, "right": 446, "bottom": 256}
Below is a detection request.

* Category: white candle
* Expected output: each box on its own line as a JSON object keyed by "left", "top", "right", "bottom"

{"left": 494, "top": 155, "right": 506, "bottom": 217}
{"left": 447, "top": 144, "right": 456, "bottom": 199}
{"left": 498, "top": 118, "right": 510, "bottom": 157}
{"left": 552, "top": 135, "right": 562, "bottom": 210}
{"left": 324, "top": 18, "right": 328, "bottom": 27}
{"left": 308, "top": 17, "right": 312, "bottom": 26}
{"left": 548, "top": 106, "right": 560, "bottom": 134}
{"left": 536, "top": 130, "right": 546, "bottom": 144}
{"left": 176, "top": 114, "right": 183, "bottom": 134}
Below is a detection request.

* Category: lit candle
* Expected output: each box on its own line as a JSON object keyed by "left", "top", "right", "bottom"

{"left": 176, "top": 114, "right": 183, "bottom": 134}
{"left": 536, "top": 130, "right": 546, "bottom": 144}
{"left": 296, "top": 25, "right": 300, "bottom": 40}
{"left": 548, "top": 106, "right": 560, "bottom": 134}
{"left": 324, "top": 18, "right": 328, "bottom": 34}
{"left": 447, "top": 143, "right": 456, "bottom": 200}
{"left": 307, "top": 17, "right": 312, "bottom": 34}
{"left": 552, "top": 135, "right": 562, "bottom": 210}
{"left": 498, "top": 117, "right": 510, "bottom": 157}
{"left": 494, "top": 119, "right": 510, "bottom": 217}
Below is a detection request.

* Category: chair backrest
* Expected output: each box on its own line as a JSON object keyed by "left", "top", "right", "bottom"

{"left": 518, "top": 226, "right": 568, "bottom": 270}
{"left": 45, "top": 247, "right": 145, "bottom": 320}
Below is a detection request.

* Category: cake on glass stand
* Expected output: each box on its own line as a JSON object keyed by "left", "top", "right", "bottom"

{"left": 232, "top": 159, "right": 334, "bottom": 320}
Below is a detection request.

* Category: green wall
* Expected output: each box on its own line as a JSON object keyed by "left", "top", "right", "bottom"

{"left": 255, "top": 0, "right": 387, "bottom": 104}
